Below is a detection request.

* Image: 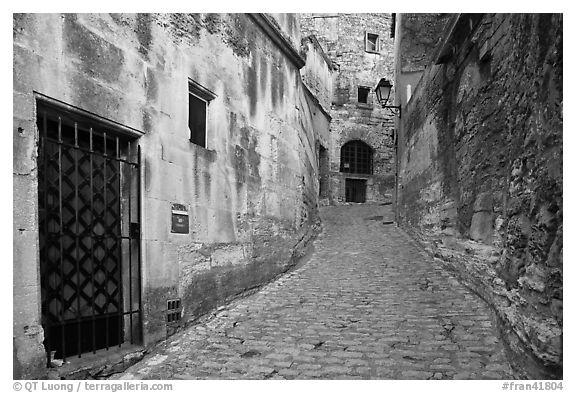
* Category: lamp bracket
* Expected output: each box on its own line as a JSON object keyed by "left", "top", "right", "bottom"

{"left": 383, "top": 105, "right": 401, "bottom": 118}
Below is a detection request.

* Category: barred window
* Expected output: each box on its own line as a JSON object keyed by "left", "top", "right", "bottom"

{"left": 340, "top": 140, "right": 373, "bottom": 174}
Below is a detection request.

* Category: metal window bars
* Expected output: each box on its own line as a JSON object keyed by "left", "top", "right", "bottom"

{"left": 340, "top": 140, "right": 373, "bottom": 175}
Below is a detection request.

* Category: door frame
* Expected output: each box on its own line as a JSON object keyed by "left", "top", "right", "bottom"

{"left": 35, "top": 93, "right": 144, "bottom": 364}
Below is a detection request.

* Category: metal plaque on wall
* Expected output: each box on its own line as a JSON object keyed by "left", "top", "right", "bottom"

{"left": 171, "top": 203, "right": 189, "bottom": 234}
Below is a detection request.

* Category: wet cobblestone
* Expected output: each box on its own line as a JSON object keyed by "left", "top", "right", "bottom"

{"left": 113, "top": 204, "right": 513, "bottom": 380}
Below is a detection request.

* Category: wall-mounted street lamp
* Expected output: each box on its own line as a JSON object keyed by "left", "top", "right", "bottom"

{"left": 375, "top": 78, "right": 401, "bottom": 118}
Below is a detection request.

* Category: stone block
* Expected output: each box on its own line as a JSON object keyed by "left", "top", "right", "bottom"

{"left": 143, "top": 197, "right": 172, "bottom": 242}
{"left": 150, "top": 159, "right": 185, "bottom": 203}
{"left": 13, "top": 332, "right": 47, "bottom": 379}
{"left": 13, "top": 230, "right": 40, "bottom": 298}
{"left": 518, "top": 264, "right": 546, "bottom": 293}
{"left": 143, "top": 240, "right": 179, "bottom": 287}
{"left": 13, "top": 45, "right": 44, "bottom": 94}
{"left": 63, "top": 15, "right": 126, "bottom": 85}
{"left": 13, "top": 118, "right": 38, "bottom": 176}
{"left": 13, "top": 174, "right": 38, "bottom": 231}
{"left": 13, "top": 90, "right": 34, "bottom": 121}
{"left": 207, "top": 207, "right": 237, "bottom": 243}
{"left": 473, "top": 192, "right": 493, "bottom": 213}
{"left": 400, "top": 370, "right": 433, "bottom": 379}
{"left": 469, "top": 211, "right": 493, "bottom": 244}
{"left": 13, "top": 284, "right": 41, "bottom": 330}
{"left": 550, "top": 299, "right": 562, "bottom": 319}
{"left": 189, "top": 204, "right": 210, "bottom": 242}
{"left": 211, "top": 244, "right": 247, "bottom": 267}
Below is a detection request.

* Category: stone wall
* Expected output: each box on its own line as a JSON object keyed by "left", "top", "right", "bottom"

{"left": 300, "top": 35, "right": 334, "bottom": 114}
{"left": 394, "top": 13, "right": 452, "bottom": 108}
{"left": 301, "top": 14, "right": 396, "bottom": 204}
{"left": 395, "top": 13, "right": 563, "bottom": 379}
{"left": 13, "top": 13, "right": 327, "bottom": 378}
{"left": 300, "top": 34, "right": 334, "bottom": 205}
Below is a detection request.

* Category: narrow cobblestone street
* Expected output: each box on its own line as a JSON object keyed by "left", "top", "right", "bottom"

{"left": 114, "top": 204, "right": 513, "bottom": 380}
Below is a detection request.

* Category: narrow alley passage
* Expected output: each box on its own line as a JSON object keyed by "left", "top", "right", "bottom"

{"left": 113, "top": 204, "right": 513, "bottom": 380}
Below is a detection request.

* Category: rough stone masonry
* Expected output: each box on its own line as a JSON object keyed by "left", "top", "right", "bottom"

{"left": 394, "top": 14, "right": 562, "bottom": 379}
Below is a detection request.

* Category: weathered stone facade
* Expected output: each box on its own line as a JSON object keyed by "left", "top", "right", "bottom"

{"left": 393, "top": 13, "right": 452, "bottom": 109}
{"left": 301, "top": 14, "right": 396, "bottom": 204}
{"left": 13, "top": 13, "right": 330, "bottom": 378}
{"left": 394, "top": 14, "right": 563, "bottom": 379}
{"left": 300, "top": 34, "right": 334, "bottom": 201}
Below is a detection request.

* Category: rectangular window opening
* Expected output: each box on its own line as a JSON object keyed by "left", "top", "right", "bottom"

{"left": 365, "top": 32, "right": 380, "bottom": 53}
{"left": 188, "top": 79, "right": 217, "bottom": 148}
{"left": 188, "top": 93, "right": 207, "bottom": 147}
{"left": 358, "top": 87, "right": 370, "bottom": 104}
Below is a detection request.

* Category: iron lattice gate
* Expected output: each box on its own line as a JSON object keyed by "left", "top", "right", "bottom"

{"left": 37, "top": 103, "right": 142, "bottom": 363}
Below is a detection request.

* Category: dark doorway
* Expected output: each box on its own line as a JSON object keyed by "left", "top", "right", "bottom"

{"left": 37, "top": 101, "right": 142, "bottom": 363}
{"left": 318, "top": 145, "right": 329, "bottom": 198}
{"left": 345, "top": 179, "right": 367, "bottom": 203}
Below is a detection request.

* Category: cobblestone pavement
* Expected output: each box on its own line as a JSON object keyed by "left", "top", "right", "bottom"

{"left": 114, "top": 204, "right": 513, "bottom": 380}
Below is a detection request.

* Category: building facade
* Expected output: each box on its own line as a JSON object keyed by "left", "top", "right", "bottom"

{"left": 13, "top": 13, "right": 332, "bottom": 378}
{"left": 300, "top": 14, "right": 396, "bottom": 205}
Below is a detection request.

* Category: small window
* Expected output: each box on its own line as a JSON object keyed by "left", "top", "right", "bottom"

{"left": 365, "top": 32, "right": 380, "bottom": 53}
{"left": 189, "top": 94, "right": 207, "bottom": 147}
{"left": 188, "top": 79, "right": 217, "bottom": 148}
{"left": 358, "top": 87, "right": 370, "bottom": 104}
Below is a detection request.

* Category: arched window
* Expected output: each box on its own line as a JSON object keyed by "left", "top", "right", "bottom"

{"left": 340, "top": 140, "right": 373, "bottom": 174}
